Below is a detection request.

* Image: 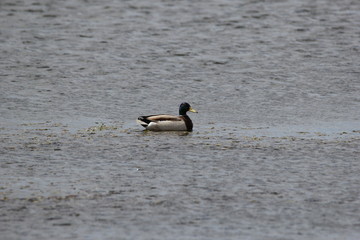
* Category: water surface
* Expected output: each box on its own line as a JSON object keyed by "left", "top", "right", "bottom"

{"left": 1, "top": 0, "right": 360, "bottom": 239}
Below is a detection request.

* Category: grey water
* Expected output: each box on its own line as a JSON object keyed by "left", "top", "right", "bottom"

{"left": 1, "top": 0, "right": 360, "bottom": 239}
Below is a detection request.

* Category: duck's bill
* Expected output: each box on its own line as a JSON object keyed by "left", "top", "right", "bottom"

{"left": 189, "top": 107, "right": 198, "bottom": 113}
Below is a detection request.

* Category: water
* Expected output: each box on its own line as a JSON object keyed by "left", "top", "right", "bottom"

{"left": 1, "top": 0, "right": 360, "bottom": 239}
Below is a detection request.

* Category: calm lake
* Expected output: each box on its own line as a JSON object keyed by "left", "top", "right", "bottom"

{"left": 1, "top": 0, "right": 360, "bottom": 239}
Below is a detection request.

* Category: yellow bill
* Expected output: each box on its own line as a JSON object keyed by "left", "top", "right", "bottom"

{"left": 189, "top": 107, "right": 198, "bottom": 113}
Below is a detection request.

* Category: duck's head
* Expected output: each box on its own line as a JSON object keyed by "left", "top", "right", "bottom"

{"left": 179, "top": 102, "right": 198, "bottom": 115}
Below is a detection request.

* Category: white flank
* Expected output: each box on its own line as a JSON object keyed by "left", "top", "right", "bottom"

{"left": 146, "top": 121, "right": 187, "bottom": 131}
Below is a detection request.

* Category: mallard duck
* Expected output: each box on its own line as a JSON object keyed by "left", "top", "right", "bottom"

{"left": 137, "top": 102, "right": 198, "bottom": 131}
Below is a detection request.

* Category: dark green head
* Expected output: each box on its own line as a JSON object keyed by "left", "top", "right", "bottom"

{"left": 179, "top": 102, "right": 198, "bottom": 115}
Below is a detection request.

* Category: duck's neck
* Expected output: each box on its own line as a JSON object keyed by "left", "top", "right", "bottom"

{"left": 183, "top": 115, "right": 193, "bottom": 131}
{"left": 179, "top": 110, "right": 188, "bottom": 116}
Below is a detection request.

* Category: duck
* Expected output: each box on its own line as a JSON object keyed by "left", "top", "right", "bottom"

{"left": 137, "top": 102, "right": 198, "bottom": 131}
